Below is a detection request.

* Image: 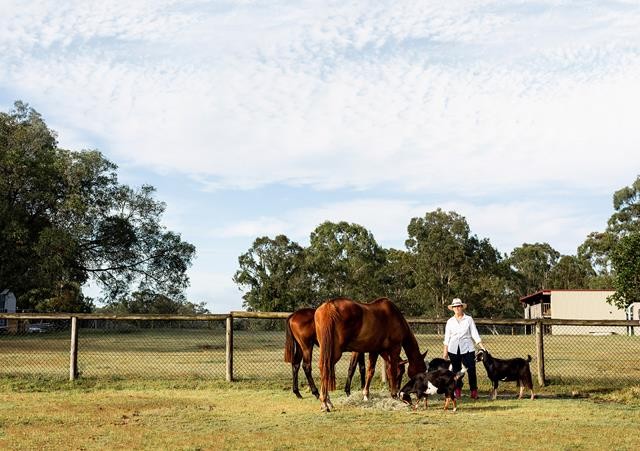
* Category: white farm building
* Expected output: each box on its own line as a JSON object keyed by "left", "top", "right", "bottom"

{"left": 520, "top": 289, "right": 640, "bottom": 335}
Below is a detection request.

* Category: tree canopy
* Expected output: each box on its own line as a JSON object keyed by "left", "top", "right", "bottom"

{"left": 0, "top": 101, "right": 196, "bottom": 312}
{"left": 306, "top": 221, "right": 387, "bottom": 302}
{"left": 233, "top": 235, "right": 312, "bottom": 311}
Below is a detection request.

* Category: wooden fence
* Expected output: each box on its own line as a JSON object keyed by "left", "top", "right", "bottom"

{"left": 1, "top": 312, "right": 637, "bottom": 387}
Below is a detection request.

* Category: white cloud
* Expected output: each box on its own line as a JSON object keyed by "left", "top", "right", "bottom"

{"left": 3, "top": 0, "right": 639, "bottom": 312}
{"left": 2, "top": 1, "right": 639, "bottom": 197}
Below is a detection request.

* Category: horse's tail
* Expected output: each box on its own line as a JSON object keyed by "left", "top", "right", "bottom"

{"left": 284, "top": 315, "right": 296, "bottom": 363}
{"left": 317, "top": 302, "right": 339, "bottom": 392}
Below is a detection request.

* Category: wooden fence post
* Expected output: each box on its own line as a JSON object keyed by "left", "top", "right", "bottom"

{"left": 69, "top": 316, "right": 78, "bottom": 381}
{"left": 535, "top": 320, "right": 545, "bottom": 387}
{"left": 226, "top": 315, "right": 233, "bottom": 382}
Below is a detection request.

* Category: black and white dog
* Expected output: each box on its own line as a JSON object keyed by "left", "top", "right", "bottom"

{"left": 475, "top": 349, "right": 534, "bottom": 400}
{"left": 399, "top": 367, "right": 466, "bottom": 411}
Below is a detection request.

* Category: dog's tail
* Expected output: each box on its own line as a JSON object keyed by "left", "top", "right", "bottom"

{"left": 526, "top": 355, "right": 532, "bottom": 363}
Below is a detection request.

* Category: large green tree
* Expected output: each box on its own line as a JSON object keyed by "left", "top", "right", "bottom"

{"left": 609, "top": 233, "right": 640, "bottom": 308}
{"left": 578, "top": 176, "right": 640, "bottom": 289}
{"left": 405, "top": 209, "right": 511, "bottom": 317}
{"left": 0, "top": 101, "right": 195, "bottom": 311}
{"left": 233, "top": 235, "right": 313, "bottom": 311}
{"left": 379, "top": 248, "right": 419, "bottom": 315}
{"left": 305, "top": 221, "right": 387, "bottom": 301}
{"left": 546, "top": 255, "right": 596, "bottom": 290}
{"left": 507, "top": 242, "right": 560, "bottom": 298}
{"left": 583, "top": 175, "right": 640, "bottom": 308}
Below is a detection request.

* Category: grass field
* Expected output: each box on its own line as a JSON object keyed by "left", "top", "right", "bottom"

{"left": 2, "top": 327, "right": 640, "bottom": 449}
{"left": 1, "top": 377, "right": 639, "bottom": 450}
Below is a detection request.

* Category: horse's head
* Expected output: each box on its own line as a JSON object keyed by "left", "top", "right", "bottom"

{"left": 399, "top": 350, "right": 428, "bottom": 380}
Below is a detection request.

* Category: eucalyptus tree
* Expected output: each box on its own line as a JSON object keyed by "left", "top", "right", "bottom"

{"left": 233, "top": 235, "right": 313, "bottom": 312}
{"left": 507, "top": 242, "right": 560, "bottom": 298}
{"left": 609, "top": 232, "right": 640, "bottom": 308}
{"left": 405, "top": 209, "right": 509, "bottom": 317}
{"left": 381, "top": 248, "right": 420, "bottom": 315}
{"left": 546, "top": 255, "right": 596, "bottom": 290}
{"left": 579, "top": 175, "right": 640, "bottom": 291}
{"left": 0, "top": 101, "right": 195, "bottom": 311}
{"left": 305, "top": 221, "right": 387, "bottom": 302}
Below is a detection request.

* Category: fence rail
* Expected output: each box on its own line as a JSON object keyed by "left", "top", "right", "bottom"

{"left": 1, "top": 312, "right": 638, "bottom": 393}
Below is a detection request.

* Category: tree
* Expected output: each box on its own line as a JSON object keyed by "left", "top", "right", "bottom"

{"left": 380, "top": 248, "right": 419, "bottom": 315}
{"left": 507, "top": 243, "right": 560, "bottom": 298}
{"left": 305, "top": 221, "right": 387, "bottom": 301}
{"left": 546, "top": 255, "right": 596, "bottom": 290}
{"left": 609, "top": 233, "right": 640, "bottom": 309}
{"left": 464, "top": 237, "right": 517, "bottom": 318}
{"left": 578, "top": 175, "right": 640, "bottom": 289}
{"left": 101, "top": 290, "right": 209, "bottom": 315}
{"left": 0, "top": 101, "right": 196, "bottom": 311}
{"left": 233, "top": 235, "right": 313, "bottom": 311}
{"left": 405, "top": 209, "right": 511, "bottom": 317}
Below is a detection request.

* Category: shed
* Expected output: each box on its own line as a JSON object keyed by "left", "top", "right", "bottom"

{"left": 520, "top": 289, "right": 639, "bottom": 335}
{"left": 0, "top": 289, "right": 17, "bottom": 332}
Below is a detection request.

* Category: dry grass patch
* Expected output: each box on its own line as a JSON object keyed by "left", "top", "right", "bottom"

{"left": 1, "top": 383, "right": 639, "bottom": 450}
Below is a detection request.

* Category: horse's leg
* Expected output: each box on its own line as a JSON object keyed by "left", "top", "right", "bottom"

{"left": 358, "top": 352, "right": 366, "bottom": 390}
{"left": 292, "top": 352, "right": 302, "bottom": 399}
{"left": 362, "top": 352, "right": 378, "bottom": 401}
{"left": 385, "top": 350, "right": 401, "bottom": 398}
{"left": 319, "top": 351, "right": 340, "bottom": 412}
{"left": 344, "top": 352, "right": 359, "bottom": 397}
{"left": 302, "top": 345, "right": 319, "bottom": 399}
{"left": 319, "top": 365, "right": 330, "bottom": 412}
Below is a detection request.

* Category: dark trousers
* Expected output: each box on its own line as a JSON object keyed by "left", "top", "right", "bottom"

{"left": 448, "top": 348, "right": 477, "bottom": 390}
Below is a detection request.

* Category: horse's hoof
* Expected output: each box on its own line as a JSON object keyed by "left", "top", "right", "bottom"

{"left": 312, "top": 391, "right": 320, "bottom": 399}
{"left": 294, "top": 391, "right": 303, "bottom": 399}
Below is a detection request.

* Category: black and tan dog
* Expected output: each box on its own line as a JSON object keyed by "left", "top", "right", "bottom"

{"left": 475, "top": 349, "right": 534, "bottom": 400}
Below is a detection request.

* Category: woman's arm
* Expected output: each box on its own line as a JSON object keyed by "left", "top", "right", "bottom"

{"left": 443, "top": 319, "right": 451, "bottom": 358}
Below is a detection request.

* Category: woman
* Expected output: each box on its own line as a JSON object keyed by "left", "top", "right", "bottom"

{"left": 442, "top": 298, "right": 485, "bottom": 399}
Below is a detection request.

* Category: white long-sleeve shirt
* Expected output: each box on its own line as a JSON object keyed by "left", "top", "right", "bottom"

{"left": 443, "top": 313, "right": 482, "bottom": 354}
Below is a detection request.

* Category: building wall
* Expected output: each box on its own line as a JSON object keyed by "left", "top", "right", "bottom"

{"left": 550, "top": 290, "right": 624, "bottom": 335}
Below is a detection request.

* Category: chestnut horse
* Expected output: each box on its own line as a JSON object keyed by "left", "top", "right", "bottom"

{"left": 315, "top": 297, "right": 427, "bottom": 411}
{"left": 284, "top": 308, "right": 385, "bottom": 399}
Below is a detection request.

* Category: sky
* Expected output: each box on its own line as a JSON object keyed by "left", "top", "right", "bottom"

{"left": 1, "top": 0, "right": 639, "bottom": 313}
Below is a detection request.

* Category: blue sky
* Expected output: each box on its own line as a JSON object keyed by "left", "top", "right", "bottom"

{"left": 1, "top": 1, "right": 639, "bottom": 313}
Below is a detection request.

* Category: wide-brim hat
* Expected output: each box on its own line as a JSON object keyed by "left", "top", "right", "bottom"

{"left": 447, "top": 298, "right": 467, "bottom": 310}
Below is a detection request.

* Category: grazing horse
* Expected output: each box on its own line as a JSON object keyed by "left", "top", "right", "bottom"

{"left": 284, "top": 308, "right": 367, "bottom": 398}
{"left": 314, "top": 297, "right": 427, "bottom": 412}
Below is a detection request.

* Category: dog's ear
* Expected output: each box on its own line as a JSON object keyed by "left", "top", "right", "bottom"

{"left": 420, "top": 350, "right": 428, "bottom": 360}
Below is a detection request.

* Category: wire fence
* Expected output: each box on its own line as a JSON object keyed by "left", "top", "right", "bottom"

{"left": 1, "top": 313, "right": 638, "bottom": 394}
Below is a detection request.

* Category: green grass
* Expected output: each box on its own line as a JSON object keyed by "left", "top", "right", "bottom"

{"left": 2, "top": 325, "right": 639, "bottom": 449}
{"left": 0, "top": 378, "right": 639, "bottom": 450}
